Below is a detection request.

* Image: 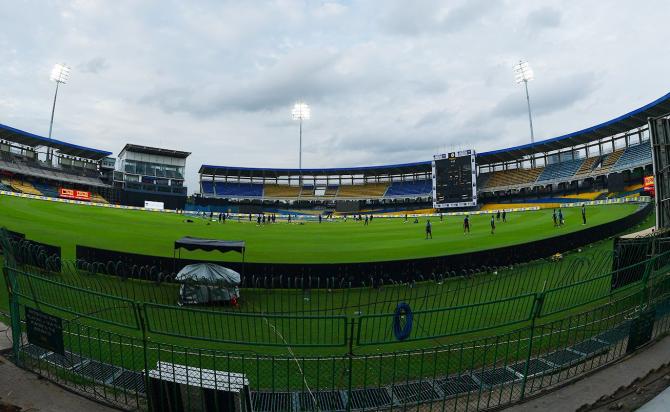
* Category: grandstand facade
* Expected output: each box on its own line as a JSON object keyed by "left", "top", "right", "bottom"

{"left": 197, "top": 93, "right": 670, "bottom": 210}
{"left": 0, "top": 125, "right": 190, "bottom": 209}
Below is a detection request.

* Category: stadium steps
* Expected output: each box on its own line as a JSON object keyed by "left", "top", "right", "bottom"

{"left": 337, "top": 183, "right": 389, "bottom": 198}
{"left": 263, "top": 184, "right": 301, "bottom": 198}
{"left": 482, "top": 168, "right": 544, "bottom": 190}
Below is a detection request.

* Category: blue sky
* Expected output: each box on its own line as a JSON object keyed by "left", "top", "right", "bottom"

{"left": 1, "top": 0, "right": 670, "bottom": 190}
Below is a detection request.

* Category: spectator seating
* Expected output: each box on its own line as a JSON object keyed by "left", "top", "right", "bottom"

{"left": 574, "top": 156, "right": 601, "bottom": 177}
{"left": 8, "top": 178, "right": 42, "bottom": 195}
{"left": 537, "top": 158, "right": 584, "bottom": 182}
{"left": 32, "top": 182, "right": 59, "bottom": 198}
{"left": 337, "top": 183, "right": 389, "bottom": 198}
{"left": 300, "top": 186, "right": 315, "bottom": 196}
{"left": 324, "top": 186, "right": 339, "bottom": 196}
{"left": 90, "top": 193, "right": 109, "bottom": 204}
{"left": 0, "top": 179, "right": 12, "bottom": 192}
{"left": 384, "top": 180, "right": 432, "bottom": 197}
{"left": 599, "top": 148, "right": 625, "bottom": 171}
{"left": 613, "top": 143, "right": 652, "bottom": 170}
{"left": 213, "top": 182, "right": 263, "bottom": 197}
{"left": 482, "top": 168, "right": 543, "bottom": 189}
{"left": 200, "top": 181, "right": 215, "bottom": 195}
{"left": 263, "top": 184, "right": 301, "bottom": 198}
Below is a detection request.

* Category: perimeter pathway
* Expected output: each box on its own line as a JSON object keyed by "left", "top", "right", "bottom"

{"left": 506, "top": 334, "right": 670, "bottom": 411}
{"left": 0, "top": 321, "right": 117, "bottom": 412}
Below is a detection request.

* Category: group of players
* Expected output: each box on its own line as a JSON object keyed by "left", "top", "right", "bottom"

{"left": 423, "top": 209, "right": 509, "bottom": 239}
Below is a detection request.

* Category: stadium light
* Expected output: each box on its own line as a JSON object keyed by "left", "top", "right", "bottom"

{"left": 514, "top": 60, "right": 535, "bottom": 144}
{"left": 47, "top": 63, "right": 71, "bottom": 161}
{"left": 292, "top": 102, "right": 310, "bottom": 183}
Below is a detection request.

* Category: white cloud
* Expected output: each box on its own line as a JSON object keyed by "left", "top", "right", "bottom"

{"left": 1, "top": 0, "right": 670, "bottom": 191}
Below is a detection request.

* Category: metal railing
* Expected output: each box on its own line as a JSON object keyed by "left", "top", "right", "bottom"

{"left": 2, "top": 235, "right": 670, "bottom": 411}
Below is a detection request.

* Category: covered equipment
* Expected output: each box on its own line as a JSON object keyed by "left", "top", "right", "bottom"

{"left": 175, "top": 263, "right": 241, "bottom": 306}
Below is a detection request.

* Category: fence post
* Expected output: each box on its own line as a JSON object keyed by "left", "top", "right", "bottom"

{"left": 642, "top": 253, "right": 657, "bottom": 308}
{"left": 3, "top": 267, "right": 22, "bottom": 365}
{"left": 346, "top": 318, "right": 356, "bottom": 412}
{"left": 136, "top": 302, "right": 154, "bottom": 412}
{"left": 519, "top": 292, "right": 544, "bottom": 401}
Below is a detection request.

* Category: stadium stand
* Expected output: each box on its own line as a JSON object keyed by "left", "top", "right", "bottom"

{"left": 90, "top": 193, "right": 109, "bottom": 204}
{"left": 574, "top": 155, "right": 601, "bottom": 177}
{"left": 598, "top": 148, "right": 625, "bottom": 172}
{"left": 324, "top": 186, "right": 339, "bottom": 196}
{"left": 482, "top": 168, "right": 544, "bottom": 189}
{"left": 537, "top": 158, "right": 584, "bottom": 182}
{"left": 32, "top": 181, "right": 59, "bottom": 198}
{"left": 8, "top": 178, "right": 42, "bottom": 195}
{"left": 0, "top": 179, "right": 13, "bottom": 192}
{"left": 263, "top": 184, "right": 301, "bottom": 198}
{"left": 300, "top": 186, "right": 315, "bottom": 197}
{"left": 200, "top": 181, "right": 214, "bottom": 195}
{"left": 561, "top": 191, "right": 605, "bottom": 201}
{"left": 384, "top": 180, "right": 432, "bottom": 197}
{"left": 213, "top": 182, "right": 263, "bottom": 197}
{"left": 337, "top": 183, "right": 389, "bottom": 198}
{"left": 613, "top": 142, "right": 652, "bottom": 170}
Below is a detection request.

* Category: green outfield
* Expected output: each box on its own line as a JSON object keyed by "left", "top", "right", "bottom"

{"left": 0, "top": 195, "right": 662, "bottom": 393}
{"left": 0, "top": 195, "right": 640, "bottom": 263}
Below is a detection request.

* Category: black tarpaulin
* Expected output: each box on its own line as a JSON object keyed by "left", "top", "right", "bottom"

{"left": 174, "top": 237, "right": 245, "bottom": 254}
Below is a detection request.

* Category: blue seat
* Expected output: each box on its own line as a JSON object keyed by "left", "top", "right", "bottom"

{"left": 385, "top": 180, "right": 432, "bottom": 197}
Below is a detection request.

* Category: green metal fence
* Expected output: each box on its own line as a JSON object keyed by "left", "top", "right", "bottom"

{"left": 3, "top": 236, "right": 670, "bottom": 411}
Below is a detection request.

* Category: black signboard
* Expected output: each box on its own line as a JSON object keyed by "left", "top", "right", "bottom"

{"left": 26, "top": 307, "right": 64, "bottom": 355}
{"left": 626, "top": 308, "right": 656, "bottom": 354}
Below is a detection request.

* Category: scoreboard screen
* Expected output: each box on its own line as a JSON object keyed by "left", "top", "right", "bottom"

{"left": 432, "top": 150, "right": 477, "bottom": 208}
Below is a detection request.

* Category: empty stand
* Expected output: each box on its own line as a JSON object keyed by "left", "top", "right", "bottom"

{"left": 599, "top": 148, "right": 625, "bottom": 171}
{"left": 574, "top": 156, "right": 601, "bottom": 176}
{"left": 300, "top": 186, "right": 315, "bottom": 197}
{"left": 90, "top": 194, "right": 109, "bottom": 204}
{"left": 200, "top": 181, "right": 215, "bottom": 195}
{"left": 537, "top": 158, "right": 584, "bottom": 182}
{"left": 324, "top": 186, "right": 338, "bottom": 196}
{"left": 32, "top": 182, "right": 59, "bottom": 198}
{"left": 385, "top": 180, "right": 432, "bottom": 197}
{"left": 263, "top": 184, "right": 301, "bottom": 198}
{"left": 613, "top": 143, "right": 652, "bottom": 170}
{"left": 483, "top": 168, "right": 543, "bottom": 189}
{"left": 214, "top": 182, "right": 263, "bottom": 197}
{"left": 337, "top": 183, "right": 389, "bottom": 198}
{"left": 8, "top": 178, "right": 42, "bottom": 196}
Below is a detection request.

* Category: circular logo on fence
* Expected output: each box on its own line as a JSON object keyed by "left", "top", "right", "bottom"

{"left": 393, "top": 302, "right": 413, "bottom": 341}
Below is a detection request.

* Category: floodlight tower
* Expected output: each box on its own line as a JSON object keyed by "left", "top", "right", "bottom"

{"left": 291, "top": 101, "right": 310, "bottom": 184}
{"left": 47, "top": 63, "right": 71, "bottom": 161}
{"left": 514, "top": 60, "right": 535, "bottom": 144}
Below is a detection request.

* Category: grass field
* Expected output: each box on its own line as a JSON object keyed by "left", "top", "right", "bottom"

{"left": 0, "top": 195, "right": 639, "bottom": 263}
{"left": 0, "top": 196, "right": 664, "bottom": 395}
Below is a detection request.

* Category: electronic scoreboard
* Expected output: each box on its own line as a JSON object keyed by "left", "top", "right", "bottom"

{"left": 432, "top": 149, "right": 477, "bottom": 208}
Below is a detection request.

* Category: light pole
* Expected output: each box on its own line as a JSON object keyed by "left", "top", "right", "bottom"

{"left": 514, "top": 60, "right": 535, "bottom": 144}
{"left": 48, "top": 63, "right": 71, "bottom": 162}
{"left": 291, "top": 101, "right": 310, "bottom": 185}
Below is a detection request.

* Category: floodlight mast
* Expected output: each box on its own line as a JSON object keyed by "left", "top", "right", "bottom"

{"left": 291, "top": 102, "right": 310, "bottom": 185}
{"left": 514, "top": 60, "right": 535, "bottom": 144}
{"left": 47, "top": 64, "right": 71, "bottom": 162}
